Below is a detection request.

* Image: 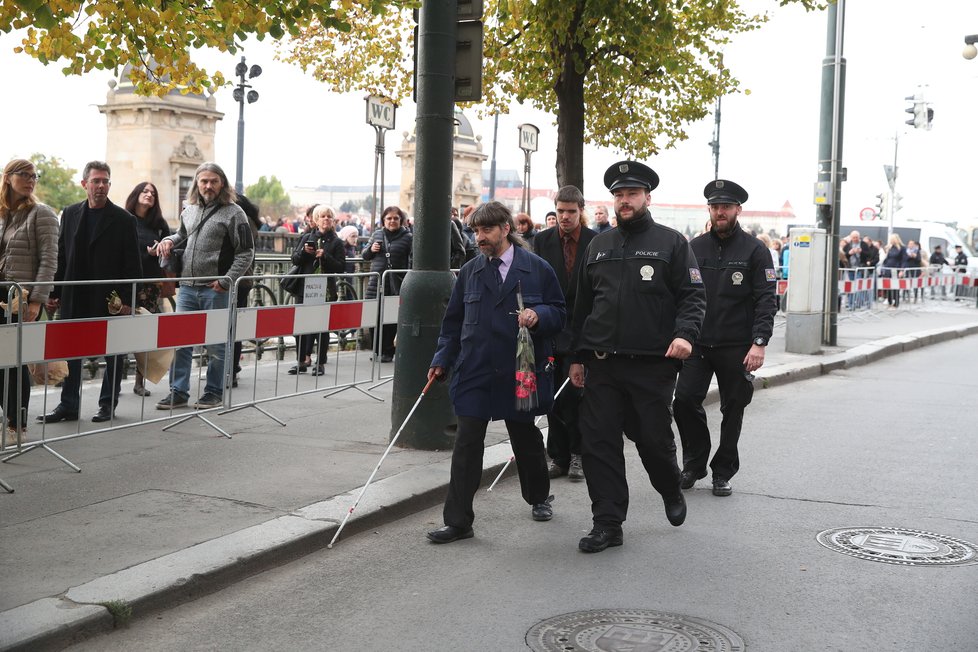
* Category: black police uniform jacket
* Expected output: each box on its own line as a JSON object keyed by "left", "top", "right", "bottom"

{"left": 689, "top": 224, "right": 778, "bottom": 348}
{"left": 571, "top": 209, "right": 705, "bottom": 357}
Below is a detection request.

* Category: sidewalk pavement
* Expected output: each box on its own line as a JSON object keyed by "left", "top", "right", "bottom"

{"left": 2, "top": 302, "right": 977, "bottom": 651}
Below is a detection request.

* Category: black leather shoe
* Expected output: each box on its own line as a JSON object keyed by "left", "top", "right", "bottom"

{"left": 663, "top": 493, "right": 687, "bottom": 526}
{"left": 36, "top": 406, "right": 78, "bottom": 424}
{"left": 531, "top": 495, "right": 554, "bottom": 521}
{"left": 712, "top": 477, "right": 732, "bottom": 497}
{"left": 680, "top": 469, "right": 706, "bottom": 490}
{"left": 91, "top": 406, "right": 114, "bottom": 423}
{"left": 578, "top": 528, "right": 623, "bottom": 553}
{"left": 310, "top": 365, "right": 326, "bottom": 376}
{"left": 426, "top": 525, "right": 474, "bottom": 544}
{"left": 287, "top": 365, "right": 307, "bottom": 375}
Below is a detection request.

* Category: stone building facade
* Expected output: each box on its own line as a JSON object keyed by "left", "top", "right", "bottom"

{"left": 395, "top": 109, "right": 487, "bottom": 218}
{"left": 98, "top": 70, "right": 223, "bottom": 226}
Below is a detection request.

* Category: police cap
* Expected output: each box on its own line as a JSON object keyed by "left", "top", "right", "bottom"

{"left": 704, "top": 179, "right": 749, "bottom": 205}
{"left": 604, "top": 160, "right": 659, "bottom": 192}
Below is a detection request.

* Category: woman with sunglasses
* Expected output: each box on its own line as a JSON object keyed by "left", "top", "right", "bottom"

{"left": 0, "top": 159, "right": 59, "bottom": 443}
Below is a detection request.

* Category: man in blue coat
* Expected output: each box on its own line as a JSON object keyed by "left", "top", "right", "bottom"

{"left": 427, "top": 201, "right": 566, "bottom": 544}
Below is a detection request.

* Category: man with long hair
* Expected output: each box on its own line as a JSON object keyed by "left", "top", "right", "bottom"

{"left": 155, "top": 162, "right": 254, "bottom": 410}
{"left": 426, "top": 201, "right": 566, "bottom": 544}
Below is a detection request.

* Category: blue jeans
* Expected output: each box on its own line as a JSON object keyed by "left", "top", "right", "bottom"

{"left": 170, "top": 285, "right": 230, "bottom": 399}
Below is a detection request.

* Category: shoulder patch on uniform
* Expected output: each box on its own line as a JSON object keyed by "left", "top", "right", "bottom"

{"left": 765, "top": 268, "right": 777, "bottom": 282}
{"left": 690, "top": 268, "right": 703, "bottom": 284}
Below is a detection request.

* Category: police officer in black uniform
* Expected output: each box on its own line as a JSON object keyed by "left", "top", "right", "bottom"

{"left": 673, "top": 180, "right": 778, "bottom": 497}
{"left": 569, "top": 161, "right": 706, "bottom": 553}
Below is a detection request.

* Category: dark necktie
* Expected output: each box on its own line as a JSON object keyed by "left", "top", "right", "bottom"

{"left": 490, "top": 257, "right": 504, "bottom": 287}
{"left": 562, "top": 234, "right": 575, "bottom": 279}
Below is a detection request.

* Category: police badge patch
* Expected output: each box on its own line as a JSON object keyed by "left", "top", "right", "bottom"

{"left": 689, "top": 268, "right": 703, "bottom": 284}
{"left": 765, "top": 268, "right": 777, "bottom": 282}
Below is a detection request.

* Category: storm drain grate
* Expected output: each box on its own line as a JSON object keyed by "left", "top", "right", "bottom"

{"left": 526, "top": 608, "right": 745, "bottom": 652}
{"left": 816, "top": 526, "right": 978, "bottom": 566}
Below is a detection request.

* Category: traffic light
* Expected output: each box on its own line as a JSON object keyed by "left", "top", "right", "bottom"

{"left": 905, "top": 95, "right": 927, "bottom": 128}
{"left": 892, "top": 193, "right": 903, "bottom": 213}
{"left": 874, "top": 192, "right": 887, "bottom": 219}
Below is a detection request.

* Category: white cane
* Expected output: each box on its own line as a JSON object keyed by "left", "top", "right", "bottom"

{"left": 487, "top": 375, "right": 571, "bottom": 492}
{"left": 328, "top": 375, "right": 436, "bottom": 549}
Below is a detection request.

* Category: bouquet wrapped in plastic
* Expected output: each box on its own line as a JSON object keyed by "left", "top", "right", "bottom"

{"left": 514, "top": 282, "right": 538, "bottom": 411}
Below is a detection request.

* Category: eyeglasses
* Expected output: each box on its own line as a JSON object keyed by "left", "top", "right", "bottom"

{"left": 12, "top": 171, "right": 39, "bottom": 181}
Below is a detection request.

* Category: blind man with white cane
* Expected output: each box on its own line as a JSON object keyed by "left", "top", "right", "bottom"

{"left": 426, "top": 201, "right": 566, "bottom": 544}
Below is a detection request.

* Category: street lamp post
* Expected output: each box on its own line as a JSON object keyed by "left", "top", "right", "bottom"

{"left": 232, "top": 56, "right": 262, "bottom": 195}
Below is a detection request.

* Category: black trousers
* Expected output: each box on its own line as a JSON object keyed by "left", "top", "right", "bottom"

{"left": 544, "top": 354, "right": 583, "bottom": 468}
{"left": 443, "top": 415, "right": 549, "bottom": 529}
{"left": 60, "top": 355, "right": 125, "bottom": 412}
{"left": 0, "top": 307, "right": 31, "bottom": 429}
{"left": 297, "top": 332, "right": 328, "bottom": 365}
{"left": 673, "top": 344, "right": 754, "bottom": 482}
{"left": 578, "top": 355, "right": 683, "bottom": 530}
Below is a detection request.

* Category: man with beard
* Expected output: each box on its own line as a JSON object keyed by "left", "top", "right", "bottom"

{"left": 155, "top": 162, "right": 255, "bottom": 410}
{"left": 569, "top": 161, "right": 705, "bottom": 553}
{"left": 672, "top": 180, "right": 777, "bottom": 497}
{"left": 426, "top": 201, "right": 565, "bottom": 544}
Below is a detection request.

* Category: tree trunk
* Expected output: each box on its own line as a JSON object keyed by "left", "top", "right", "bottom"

{"left": 553, "top": 11, "right": 588, "bottom": 192}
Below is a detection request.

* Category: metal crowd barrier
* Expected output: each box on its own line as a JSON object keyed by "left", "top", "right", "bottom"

{"left": 0, "top": 269, "right": 402, "bottom": 491}
{"left": 0, "top": 275, "right": 236, "bottom": 481}
{"left": 223, "top": 270, "right": 388, "bottom": 425}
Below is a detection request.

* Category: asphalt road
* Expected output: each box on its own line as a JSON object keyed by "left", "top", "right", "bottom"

{"left": 68, "top": 337, "right": 978, "bottom": 651}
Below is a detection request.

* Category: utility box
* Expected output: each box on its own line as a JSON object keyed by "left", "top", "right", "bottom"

{"left": 785, "top": 227, "right": 827, "bottom": 354}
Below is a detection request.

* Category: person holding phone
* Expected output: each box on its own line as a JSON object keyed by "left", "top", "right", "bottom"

{"left": 288, "top": 205, "right": 345, "bottom": 375}
{"left": 361, "top": 206, "right": 412, "bottom": 363}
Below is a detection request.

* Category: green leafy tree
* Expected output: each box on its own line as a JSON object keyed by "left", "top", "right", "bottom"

{"left": 30, "top": 153, "right": 85, "bottom": 210}
{"left": 339, "top": 199, "right": 359, "bottom": 213}
{"left": 285, "top": 0, "right": 820, "bottom": 191}
{"left": 0, "top": 0, "right": 413, "bottom": 96}
{"left": 245, "top": 175, "right": 291, "bottom": 218}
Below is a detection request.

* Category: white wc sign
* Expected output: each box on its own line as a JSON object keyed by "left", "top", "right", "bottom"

{"left": 365, "top": 95, "right": 396, "bottom": 130}
{"left": 518, "top": 123, "right": 539, "bottom": 152}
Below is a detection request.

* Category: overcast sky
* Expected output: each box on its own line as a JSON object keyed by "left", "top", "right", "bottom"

{"left": 2, "top": 0, "right": 976, "bottom": 224}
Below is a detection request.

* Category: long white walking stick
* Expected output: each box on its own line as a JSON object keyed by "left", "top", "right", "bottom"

{"left": 487, "top": 375, "right": 571, "bottom": 492}
{"left": 328, "top": 376, "right": 436, "bottom": 548}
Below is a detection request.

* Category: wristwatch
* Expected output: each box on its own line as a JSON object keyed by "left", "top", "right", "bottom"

{"left": 753, "top": 337, "right": 768, "bottom": 346}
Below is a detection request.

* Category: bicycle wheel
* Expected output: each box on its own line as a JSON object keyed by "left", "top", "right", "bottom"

{"left": 245, "top": 283, "right": 278, "bottom": 359}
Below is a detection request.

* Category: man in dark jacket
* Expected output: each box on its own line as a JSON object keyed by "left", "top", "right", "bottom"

{"left": 673, "top": 179, "right": 778, "bottom": 498}
{"left": 426, "top": 201, "right": 566, "bottom": 545}
{"left": 533, "top": 185, "right": 596, "bottom": 482}
{"left": 569, "top": 161, "right": 706, "bottom": 553}
{"left": 39, "top": 161, "right": 142, "bottom": 424}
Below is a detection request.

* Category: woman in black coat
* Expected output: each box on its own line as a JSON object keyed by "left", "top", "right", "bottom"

{"left": 361, "top": 206, "right": 412, "bottom": 362}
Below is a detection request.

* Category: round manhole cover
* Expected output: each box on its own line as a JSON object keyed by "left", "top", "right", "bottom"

{"left": 526, "top": 608, "right": 745, "bottom": 652}
{"left": 816, "top": 526, "right": 978, "bottom": 566}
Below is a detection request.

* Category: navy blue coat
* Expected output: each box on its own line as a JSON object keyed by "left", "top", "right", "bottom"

{"left": 431, "top": 244, "right": 566, "bottom": 422}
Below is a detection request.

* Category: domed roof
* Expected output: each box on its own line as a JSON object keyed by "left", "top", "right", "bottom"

{"left": 454, "top": 109, "right": 476, "bottom": 144}
{"left": 404, "top": 109, "right": 479, "bottom": 146}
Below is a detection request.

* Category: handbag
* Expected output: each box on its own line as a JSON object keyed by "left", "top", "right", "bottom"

{"left": 280, "top": 265, "right": 304, "bottom": 297}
